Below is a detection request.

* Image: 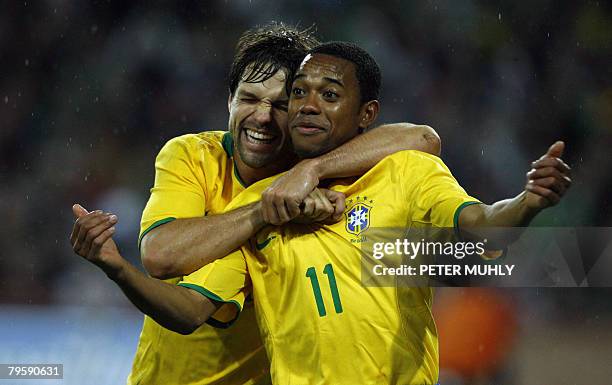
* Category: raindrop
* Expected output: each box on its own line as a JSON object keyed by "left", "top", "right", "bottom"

{"left": 498, "top": 13, "right": 501, "bottom": 21}
{"left": 25, "top": 59, "right": 29, "bottom": 66}
{"left": 3, "top": 96, "right": 7, "bottom": 103}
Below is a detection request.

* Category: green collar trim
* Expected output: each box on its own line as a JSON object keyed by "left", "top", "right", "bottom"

{"left": 233, "top": 167, "right": 247, "bottom": 188}
{"left": 221, "top": 131, "right": 234, "bottom": 157}
{"left": 222, "top": 131, "right": 247, "bottom": 188}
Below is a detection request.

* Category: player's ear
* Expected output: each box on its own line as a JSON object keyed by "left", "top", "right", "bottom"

{"left": 358, "top": 100, "right": 380, "bottom": 131}
{"left": 227, "top": 93, "right": 233, "bottom": 113}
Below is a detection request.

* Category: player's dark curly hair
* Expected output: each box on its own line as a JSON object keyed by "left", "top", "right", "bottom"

{"left": 308, "top": 41, "right": 381, "bottom": 104}
{"left": 228, "top": 22, "right": 319, "bottom": 95}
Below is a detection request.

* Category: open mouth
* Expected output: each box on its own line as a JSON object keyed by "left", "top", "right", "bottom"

{"left": 244, "top": 128, "right": 277, "bottom": 145}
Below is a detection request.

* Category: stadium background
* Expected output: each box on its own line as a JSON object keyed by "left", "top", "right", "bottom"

{"left": 1, "top": 1, "right": 610, "bottom": 384}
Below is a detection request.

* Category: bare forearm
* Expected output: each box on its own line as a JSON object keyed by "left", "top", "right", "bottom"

{"left": 458, "top": 192, "right": 540, "bottom": 247}
{"left": 308, "top": 123, "right": 441, "bottom": 180}
{"left": 104, "top": 259, "right": 216, "bottom": 335}
{"left": 141, "top": 202, "right": 265, "bottom": 279}
{"left": 70, "top": 206, "right": 215, "bottom": 334}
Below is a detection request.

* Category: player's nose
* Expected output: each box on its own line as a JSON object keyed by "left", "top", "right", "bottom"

{"left": 252, "top": 102, "right": 273, "bottom": 125}
{"left": 299, "top": 93, "right": 320, "bottom": 115}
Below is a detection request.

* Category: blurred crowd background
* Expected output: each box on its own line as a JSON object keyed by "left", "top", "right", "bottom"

{"left": 1, "top": 1, "right": 611, "bottom": 384}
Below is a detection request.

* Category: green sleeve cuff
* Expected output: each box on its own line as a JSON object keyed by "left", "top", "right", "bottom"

{"left": 453, "top": 201, "right": 482, "bottom": 238}
{"left": 177, "top": 283, "right": 242, "bottom": 329}
{"left": 138, "top": 217, "right": 176, "bottom": 250}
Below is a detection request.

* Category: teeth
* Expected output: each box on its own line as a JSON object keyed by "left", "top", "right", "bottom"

{"left": 246, "top": 129, "right": 275, "bottom": 140}
{"left": 244, "top": 128, "right": 276, "bottom": 144}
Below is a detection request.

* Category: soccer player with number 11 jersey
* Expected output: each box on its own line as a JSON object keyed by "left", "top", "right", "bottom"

{"left": 70, "top": 35, "right": 571, "bottom": 385}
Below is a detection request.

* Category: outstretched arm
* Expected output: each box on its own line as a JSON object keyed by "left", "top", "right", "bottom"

{"left": 261, "top": 122, "right": 441, "bottom": 224}
{"left": 458, "top": 141, "right": 572, "bottom": 247}
{"left": 71, "top": 204, "right": 218, "bottom": 334}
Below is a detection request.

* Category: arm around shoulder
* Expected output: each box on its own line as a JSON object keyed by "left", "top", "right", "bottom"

{"left": 372, "top": 122, "right": 441, "bottom": 157}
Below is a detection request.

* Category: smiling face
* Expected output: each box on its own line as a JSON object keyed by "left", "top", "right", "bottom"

{"left": 288, "top": 53, "right": 378, "bottom": 158}
{"left": 228, "top": 68, "right": 294, "bottom": 172}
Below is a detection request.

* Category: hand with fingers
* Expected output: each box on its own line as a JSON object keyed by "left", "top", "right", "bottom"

{"left": 524, "top": 141, "right": 572, "bottom": 209}
{"left": 70, "top": 204, "right": 123, "bottom": 274}
{"left": 291, "top": 188, "right": 346, "bottom": 225}
{"left": 261, "top": 162, "right": 320, "bottom": 225}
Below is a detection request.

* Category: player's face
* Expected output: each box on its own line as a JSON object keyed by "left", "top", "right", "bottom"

{"left": 228, "top": 69, "right": 292, "bottom": 168}
{"left": 288, "top": 54, "right": 364, "bottom": 158}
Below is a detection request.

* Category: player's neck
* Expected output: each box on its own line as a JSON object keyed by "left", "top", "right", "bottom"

{"left": 235, "top": 156, "right": 296, "bottom": 186}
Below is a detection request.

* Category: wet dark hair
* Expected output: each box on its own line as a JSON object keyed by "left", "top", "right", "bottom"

{"left": 308, "top": 41, "right": 381, "bottom": 103}
{"left": 228, "top": 22, "right": 319, "bottom": 95}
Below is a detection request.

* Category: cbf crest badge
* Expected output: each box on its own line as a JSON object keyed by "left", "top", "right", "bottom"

{"left": 345, "top": 196, "right": 374, "bottom": 236}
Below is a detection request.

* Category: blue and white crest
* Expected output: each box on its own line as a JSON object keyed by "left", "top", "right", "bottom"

{"left": 345, "top": 200, "right": 372, "bottom": 236}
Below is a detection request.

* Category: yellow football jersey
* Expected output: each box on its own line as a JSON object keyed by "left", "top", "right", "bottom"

{"left": 179, "top": 150, "right": 480, "bottom": 385}
{"left": 128, "top": 131, "right": 270, "bottom": 385}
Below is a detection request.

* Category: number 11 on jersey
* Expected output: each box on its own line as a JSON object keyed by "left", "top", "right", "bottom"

{"left": 306, "top": 263, "right": 343, "bottom": 317}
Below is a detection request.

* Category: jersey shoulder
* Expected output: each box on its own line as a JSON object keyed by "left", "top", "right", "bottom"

{"left": 155, "top": 131, "right": 234, "bottom": 176}
{"left": 160, "top": 130, "right": 231, "bottom": 160}
{"left": 384, "top": 150, "right": 451, "bottom": 174}
{"left": 348, "top": 150, "right": 451, "bottom": 191}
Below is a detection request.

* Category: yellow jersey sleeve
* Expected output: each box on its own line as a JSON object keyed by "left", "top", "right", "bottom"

{"left": 403, "top": 151, "right": 481, "bottom": 228}
{"left": 176, "top": 175, "right": 279, "bottom": 328}
{"left": 178, "top": 248, "right": 252, "bottom": 328}
{"left": 139, "top": 135, "right": 209, "bottom": 247}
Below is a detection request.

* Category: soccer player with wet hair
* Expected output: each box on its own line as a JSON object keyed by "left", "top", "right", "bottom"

{"left": 71, "top": 24, "right": 441, "bottom": 385}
